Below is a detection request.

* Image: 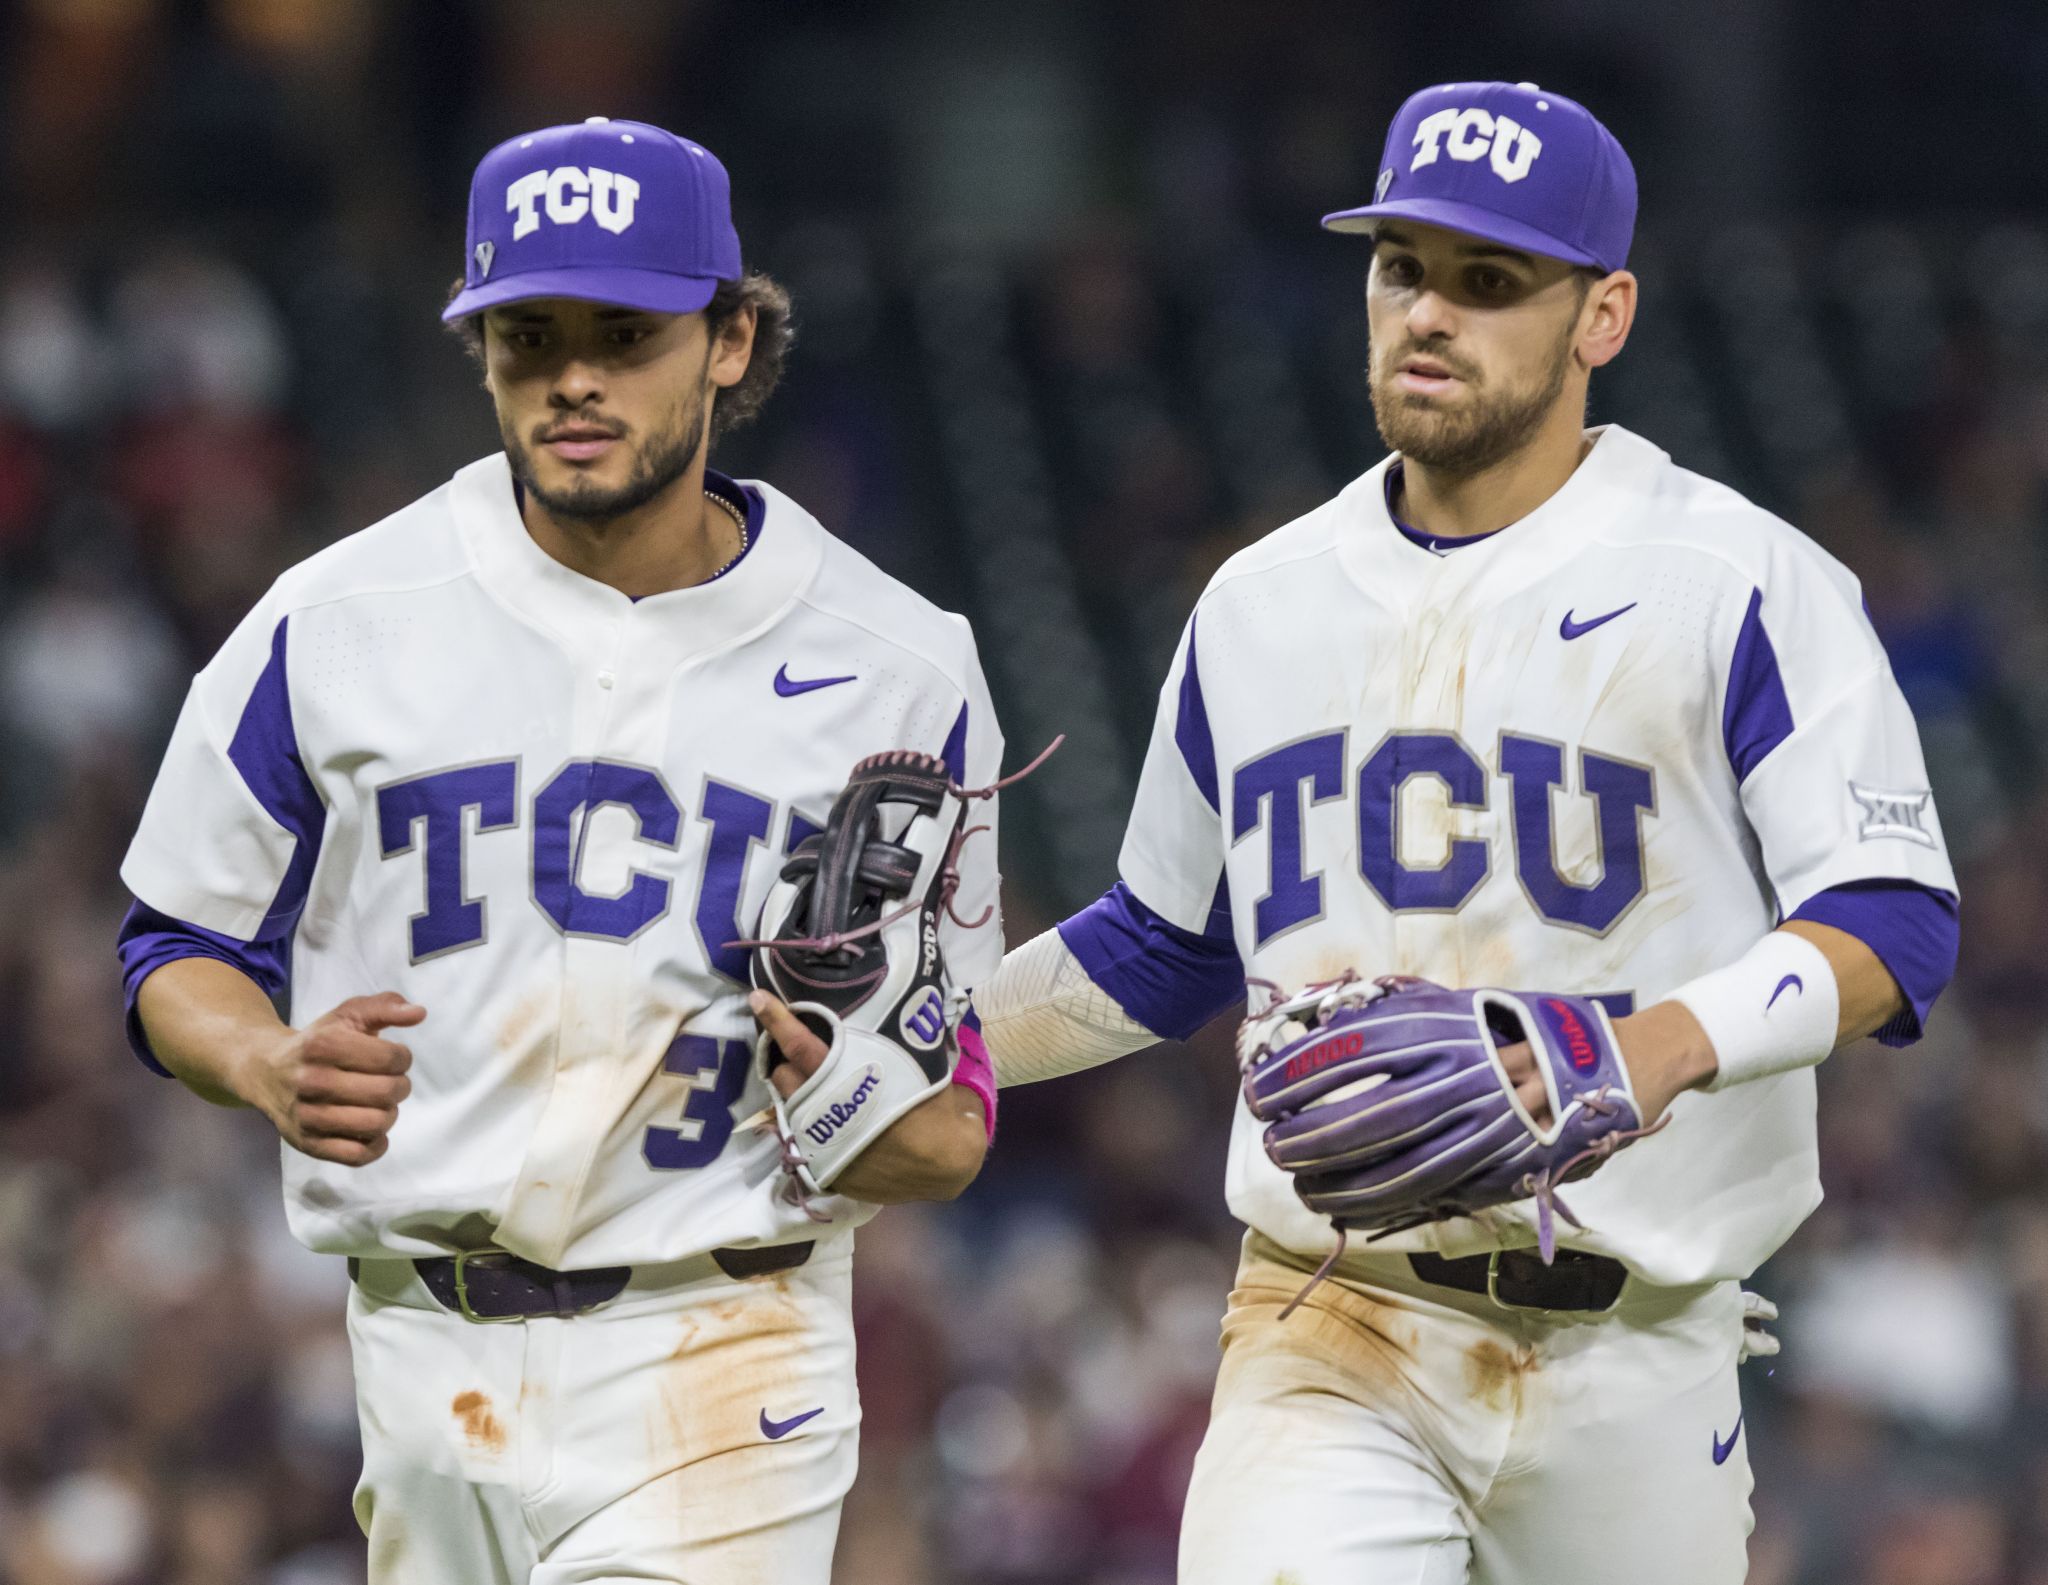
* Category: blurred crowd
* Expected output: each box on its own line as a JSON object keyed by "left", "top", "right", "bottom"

{"left": 2, "top": 2, "right": 2048, "bottom": 1583}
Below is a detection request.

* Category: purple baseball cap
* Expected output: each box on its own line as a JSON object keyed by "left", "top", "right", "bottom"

{"left": 1323, "top": 82, "right": 1636, "bottom": 273}
{"left": 442, "top": 117, "right": 742, "bottom": 322}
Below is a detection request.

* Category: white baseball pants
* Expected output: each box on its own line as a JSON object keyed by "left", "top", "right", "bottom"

{"left": 345, "top": 1234, "right": 858, "bottom": 1584}
{"left": 1180, "top": 1233, "right": 1756, "bottom": 1585}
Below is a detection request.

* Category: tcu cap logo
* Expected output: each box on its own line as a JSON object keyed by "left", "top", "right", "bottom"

{"left": 1410, "top": 107, "right": 1543, "bottom": 183}
{"left": 506, "top": 165, "right": 641, "bottom": 240}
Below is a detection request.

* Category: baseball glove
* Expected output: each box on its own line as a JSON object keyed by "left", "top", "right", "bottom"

{"left": 747, "top": 749, "right": 975, "bottom": 1199}
{"left": 1239, "top": 975, "right": 1663, "bottom": 1268}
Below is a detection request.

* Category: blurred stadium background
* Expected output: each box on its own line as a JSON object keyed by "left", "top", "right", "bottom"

{"left": 0, "top": 1, "right": 2044, "bottom": 1581}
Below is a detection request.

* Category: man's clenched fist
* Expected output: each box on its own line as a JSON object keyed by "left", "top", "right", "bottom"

{"left": 247, "top": 992, "right": 424, "bottom": 1167}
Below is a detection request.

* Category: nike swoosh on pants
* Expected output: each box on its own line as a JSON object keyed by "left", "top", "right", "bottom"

{"left": 760, "top": 1406, "right": 826, "bottom": 1440}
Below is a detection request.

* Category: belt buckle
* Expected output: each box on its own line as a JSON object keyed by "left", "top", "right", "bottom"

{"left": 452, "top": 1250, "right": 523, "bottom": 1325}
{"left": 1483, "top": 1249, "right": 1564, "bottom": 1316}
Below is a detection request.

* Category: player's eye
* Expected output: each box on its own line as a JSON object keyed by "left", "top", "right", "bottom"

{"left": 1469, "top": 267, "right": 1517, "bottom": 298}
{"left": 1378, "top": 254, "right": 1423, "bottom": 289}
{"left": 506, "top": 329, "right": 548, "bottom": 351}
{"left": 607, "top": 325, "right": 653, "bottom": 345}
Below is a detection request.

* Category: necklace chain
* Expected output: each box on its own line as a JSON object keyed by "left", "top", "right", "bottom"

{"left": 706, "top": 488, "right": 749, "bottom": 578}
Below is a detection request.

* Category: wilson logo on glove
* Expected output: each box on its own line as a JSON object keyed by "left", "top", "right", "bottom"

{"left": 1544, "top": 998, "right": 1599, "bottom": 1070}
{"left": 1286, "top": 1030, "right": 1364, "bottom": 1083}
{"left": 805, "top": 1069, "right": 884, "bottom": 1147}
{"left": 900, "top": 987, "right": 947, "bottom": 1051}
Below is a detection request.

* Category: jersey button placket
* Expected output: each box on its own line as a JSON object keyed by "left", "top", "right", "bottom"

{"left": 500, "top": 615, "right": 637, "bottom": 1263}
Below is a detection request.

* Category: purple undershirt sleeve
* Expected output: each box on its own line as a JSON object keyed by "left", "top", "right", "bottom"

{"left": 116, "top": 899, "right": 290, "bottom": 1077}
{"left": 1056, "top": 880, "right": 1244, "bottom": 1041}
{"left": 1787, "top": 878, "right": 1958, "bottom": 1047}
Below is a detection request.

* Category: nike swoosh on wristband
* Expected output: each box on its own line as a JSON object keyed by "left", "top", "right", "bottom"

{"left": 1766, "top": 974, "right": 1803, "bottom": 1011}
{"left": 1712, "top": 1414, "right": 1744, "bottom": 1465}
{"left": 774, "top": 665, "right": 857, "bottom": 697}
{"left": 1559, "top": 603, "right": 1638, "bottom": 640}
{"left": 760, "top": 1406, "right": 825, "bottom": 1440}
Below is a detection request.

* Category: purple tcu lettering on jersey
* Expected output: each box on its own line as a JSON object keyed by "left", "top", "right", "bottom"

{"left": 1500, "top": 735, "right": 1655, "bottom": 935}
{"left": 532, "top": 760, "right": 682, "bottom": 940}
{"left": 695, "top": 780, "right": 773, "bottom": 982}
{"left": 375, "top": 762, "right": 808, "bottom": 973}
{"left": 1228, "top": 729, "right": 1659, "bottom": 946}
{"left": 375, "top": 760, "right": 520, "bottom": 961}
{"left": 1358, "top": 731, "right": 1491, "bottom": 913}
{"left": 1232, "top": 731, "right": 1346, "bottom": 944}
{"left": 642, "top": 1033, "right": 750, "bottom": 1170}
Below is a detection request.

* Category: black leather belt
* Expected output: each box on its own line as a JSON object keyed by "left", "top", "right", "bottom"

{"left": 347, "top": 1241, "right": 814, "bottom": 1322}
{"left": 1409, "top": 1249, "right": 1628, "bottom": 1313}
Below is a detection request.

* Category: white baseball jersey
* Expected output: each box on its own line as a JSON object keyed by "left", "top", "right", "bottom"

{"left": 1118, "top": 425, "right": 1953, "bottom": 1286}
{"left": 123, "top": 455, "right": 1004, "bottom": 1269}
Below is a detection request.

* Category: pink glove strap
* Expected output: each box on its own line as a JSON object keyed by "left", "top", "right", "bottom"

{"left": 952, "top": 1022, "right": 999, "bottom": 1140}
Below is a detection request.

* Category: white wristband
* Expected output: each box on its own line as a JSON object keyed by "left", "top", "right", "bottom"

{"left": 1668, "top": 931, "right": 1839, "bottom": 1091}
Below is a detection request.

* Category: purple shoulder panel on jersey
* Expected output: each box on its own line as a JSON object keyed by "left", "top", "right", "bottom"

{"left": 116, "top": 899, "right": 289, "bottom": 1076}
{"left": 1789, "top": 878, "right": 1958, "bottom": 1047}
{"left": 1175, "top": 617, "right": 1220, "bottom": 813}
{"left": 1057, "top": 879, "right": 1243, "bottom": 1041}
{"left": 1724, "top": 588, "right": 1794, "bottom": 784}
{"left": 228, "top": 617, "right": 328, "bottom": 938}
{"left": 941, "top": 700, "right": 969, "bottom": 784}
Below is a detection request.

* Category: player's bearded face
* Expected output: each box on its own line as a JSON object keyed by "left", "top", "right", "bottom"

{"left": 487, "top": 305, "right": 716, "bottom": 525}
{"left": 1368, "top": 311, "right": 1577, "bottom": 479}
{"left": 507, "top": 380, "right": 708, "bottom": 524}
{"left": 1364, "top": 228, "right": 1588, "bottom": 479}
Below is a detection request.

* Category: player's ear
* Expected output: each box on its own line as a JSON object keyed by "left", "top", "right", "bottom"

{"left": 1578, "top": 270, "right": 1636, "bottom": 370}
{"left": 707, "top": 302, "right": 757, "bottom": 391}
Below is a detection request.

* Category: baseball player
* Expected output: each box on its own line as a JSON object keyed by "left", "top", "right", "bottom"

{"left": 976, "top": 81, "right": 1959, "bottom": 1582}
{"left": 114, "top": 119, "right": 1006, "bottom": 1583}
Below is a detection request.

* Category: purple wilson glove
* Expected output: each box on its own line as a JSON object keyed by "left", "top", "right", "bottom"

{"left": 1239, "top": 976, "right": 1657, "bottom": 1261}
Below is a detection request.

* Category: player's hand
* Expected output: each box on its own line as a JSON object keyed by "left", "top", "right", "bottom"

{"left": 1495, "top": 1038, "right": 1554, "bottom": 1130}
{"left": 244, "top": 992, "right": 425, "bottom": 1167}
{"left": 1499, "top": 999, "right": 1718, "bottom": 1131}
{"left": 749, "top": 991, "right": 988, "bottom": 1204}
{"left": 1740, "top": 1289, "right": 1781, "bottom": 1363}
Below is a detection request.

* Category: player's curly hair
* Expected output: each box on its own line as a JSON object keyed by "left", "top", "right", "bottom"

{"left": 445, "top": 271, "right": 794, "bottom": 443}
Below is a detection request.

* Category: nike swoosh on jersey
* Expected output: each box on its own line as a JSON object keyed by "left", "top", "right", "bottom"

{"left": 774, "top": 665, "right": 857, "bottom": 697}
{"left": 1558, "top": 602, "right": 1638, "bottom": 640}
{"left": 1712, "top": 1413, "right": 1744, "bottom": 1465}
{"left": 760, "top": 1405, "right": 826, "bottom": 1440}
{"left": 1766, "top": 973, "right": 1803, "bottom": 1011}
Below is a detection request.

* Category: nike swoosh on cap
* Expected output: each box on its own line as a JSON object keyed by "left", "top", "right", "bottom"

{"left": 774, "top": 665, "right": 856, "bottom": 697}
{"left": 760, "top": 1406, "right": 826, "bottom": 1440}
{"left": 1559, "top": 602, "right": 1637, "bottom": 640}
